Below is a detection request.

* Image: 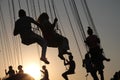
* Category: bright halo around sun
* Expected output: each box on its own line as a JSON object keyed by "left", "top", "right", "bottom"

{"left": 24, "top": 64, "right": 41, "bottom": 80}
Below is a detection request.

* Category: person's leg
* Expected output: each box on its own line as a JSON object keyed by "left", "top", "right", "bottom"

{"left": 90, "top": 71, "right": 99, "bottom": 80}
{"left": 32, "top": 34, "right": 49, "bottom": 64}
{"left": 62, "top": 72, "right": 68, "bottom": 80}
{"left": 99, "top": 70, "right": 104, "bottom": 80}
{"left": 58, "top": 37, "right": 71, "bottom": 60}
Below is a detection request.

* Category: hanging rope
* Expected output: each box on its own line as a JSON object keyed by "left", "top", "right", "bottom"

{"left": 51, "top": 0, "right": 65, "bottom": 35}
{"left": 17, "top": 0, "right": 24, "bottom": 66}
{"left": 69, "top": 0, "right": 89, "bottom": 52}
{"left": 63, "top": 0, "right": 84, "bottom": 60}
{"left": 0, "top": 6, "right": 7, "bottom": 68}
{"left": 28, "top": 0, "right": 43, "bottom": 67}
{"left": 26, "top": 0, "right": 30, "bottom": 16}
{"left": 18, "top": 0, "right": 21, "bottom": 9}
{"left": 11, "top": 0, "right": 19, "bottom": 67}
{"left": 11, "top": 0, "right": 24, "bottom": 66}
{"left": 51, "top": 0, "right": 57, "bottom": 17}
{"left": 44, "top": 0, "right": 47, "bottom": 12}
{"left": 81, "top": 0, "right": 106, "bottom": 56}
{"left": 7, "top": 0, "right": 16, "bottom": 66}
{"left": 37, "top": 0, "right": 41, "bottom": 14}
{"left": 70, "top": 0, "right": 86, "bottom": 41}
{"left": 0, "top": 5, "right": 13, "bottom": 67}
{"left": 47, "top": 0, "right": 53, "bottom": 21}
{"left": 81, "top": 0, "right": 98, "bottom": 36}
{"left": 32, "top": 0, "right": 37, "bottom": 19}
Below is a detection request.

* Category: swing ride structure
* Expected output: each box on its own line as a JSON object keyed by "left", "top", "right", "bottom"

{"left": 0, "top": 0, "right": 111, "bottom": 80}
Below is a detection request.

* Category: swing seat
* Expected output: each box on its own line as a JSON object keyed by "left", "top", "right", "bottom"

{"left": 46, "top": 35, "right": 63, "bottom": 47}
{"left": 22, "top": 40, "right": 33, "bottom": 45}
{"left": 21, "top": 38, "right": 35, "bottom": 45}
{"left": 20, "top": 32, "right": 37, "bottom": 45}
{"left": 47, "top": 41, "right": 61, "bottom": 47}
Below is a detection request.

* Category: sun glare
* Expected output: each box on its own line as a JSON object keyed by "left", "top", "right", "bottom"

{"left": 24, "top": 64, "right": 41, "bottom": 80}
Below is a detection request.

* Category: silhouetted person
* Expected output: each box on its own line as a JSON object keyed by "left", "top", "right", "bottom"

{"left": 40, "top": 65, "right": 49, "bottom": 80}
{"left": 17, "top": 65, "right": 24, "bottom": 74}
{"left": 83, "top": 53, "right": 99, "bottom": 80}
{"left": 62, "top": 55, "right": 75, "bottom": 80}
{"left": 85, "top": 27, "right": 110, "bottom": 80}
{"left": 5, "top": 66, "right": 15, "bottom": 77}
{"left": 85, "top": 27, "right": 110, "bottom": 62}
{"left": 13, "top": 9, "right": 49, "bottom": 64}
{"left": 118, "top": 70, "right": 120, "bottom": 79}
{"left": 37, "top": 13, "right": 72, "bottom": 60}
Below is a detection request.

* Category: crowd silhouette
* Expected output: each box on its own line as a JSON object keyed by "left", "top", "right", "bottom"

{"left": 3, "top": 65, "right": 34, "bottom": 80}
{"left": 1, "top": 9, "right": 114, "bottom": 80}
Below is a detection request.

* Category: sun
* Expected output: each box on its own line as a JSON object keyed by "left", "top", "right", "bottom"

{"left": 24, "top": 64, "right": 41, "bottom": 80}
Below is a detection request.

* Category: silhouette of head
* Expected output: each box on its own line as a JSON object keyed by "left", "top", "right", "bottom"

{"left": 87, "top": 27, "right": 93, "bottom": 35}
{"left": 19, "top": 9, "right": 26, "bottom": 18}
{"left": 38, "top": 13, "right": 49, "bottom": 23}
{"left": 9, "top": 66, "right": 13, "bottom": 70}
{"left": 42, "top": 65, "right": 46, "bottom": 70}
{"left": 18, "top": 65, "right": 22, "bottom": 70}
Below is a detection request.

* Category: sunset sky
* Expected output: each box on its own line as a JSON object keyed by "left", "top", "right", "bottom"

{"left": 0, "top": 0, "right": 120, "bottom": 80}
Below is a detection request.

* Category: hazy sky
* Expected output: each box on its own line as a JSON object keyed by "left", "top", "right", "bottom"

{"left": 0, "top": 0, "right": 120, "bottom": 80}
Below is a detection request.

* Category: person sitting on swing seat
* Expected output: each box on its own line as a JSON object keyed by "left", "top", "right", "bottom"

{"left": 37, "top": 13, "right": 72, "bottom": 60}
{"left": 62, "top": 55, "right": 76, "bottom": 80}
{"left": 13, "top": 9, "right": 49, "bottom": 64}
{"left": 85, "top": 27, "right": 110, "bottom": 80}
{"left": 85, "top": 27, "right": 110, "bottom": 62}
{"left": 83, "top": 53, "right": 99, "bottom": 80}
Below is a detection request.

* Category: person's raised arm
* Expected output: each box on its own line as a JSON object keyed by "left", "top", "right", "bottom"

{"left": 5, "top": 69, "right": 8, "bottom": 75}
{"left": 52, "top": 18, "right": 58, "bottom": 28}
{"left": 40, "top": 70, "right": 44, "bottom": 74}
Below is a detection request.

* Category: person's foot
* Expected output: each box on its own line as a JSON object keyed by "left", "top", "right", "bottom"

{"left": 106, "top": 58, "right": 110, "bottom": 62}
{"left": 40, "top": 57, "right": 50, "bottom": 64}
